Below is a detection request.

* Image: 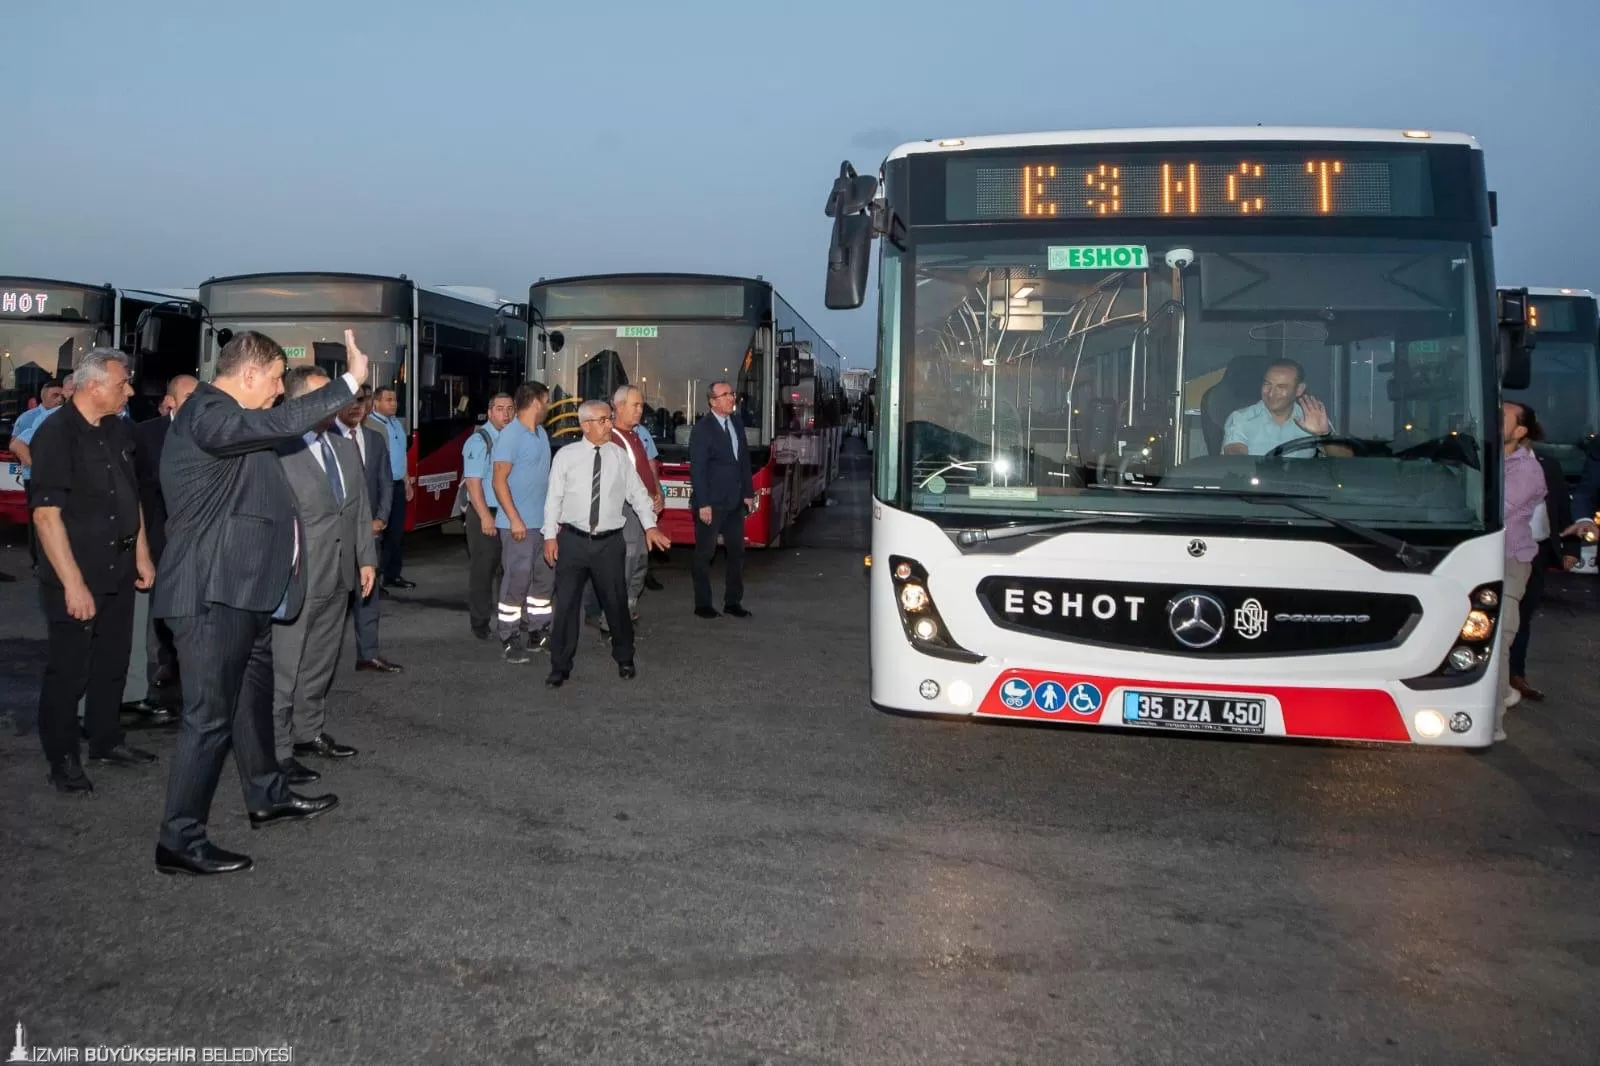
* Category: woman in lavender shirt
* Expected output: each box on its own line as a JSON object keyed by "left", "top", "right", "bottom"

{"left": 1497, "top": 401, "right": 1547, "bottom": 740}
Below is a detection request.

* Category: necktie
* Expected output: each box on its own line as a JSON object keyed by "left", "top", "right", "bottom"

{"left": 589, "top": 446, "right": 603, "bottom": 531}
{"left": 320, "top": 434, "right": 344, "bottom": 505}
{"left": 347, "top": 426, "right": 363, "bottom": 463}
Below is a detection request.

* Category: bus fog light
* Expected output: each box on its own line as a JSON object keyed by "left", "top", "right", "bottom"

{"left": 893, "top": 561, "right": 913, "bottom": 580}
{"left": 1475, "top": 588, "right": 1499, "bottom": 608}
{"left": 900, "top": 584, "right": 929, "bottom": 612}
{"left": 948, "top": 680, "right": 973, "bottom": 708}
{"left": 1414, "top": 710, "right": 1446, "bottom": 738}
{"left": 1449, "top": 712, "right": 1473, "bottom": 734}
{"left": 918, "top": 679, "right": 940, "bottom": 700}
{"left": 913, "top": 617, "right": 939, "bottom": 640}
{"left": 1446, "top": 646, "right": 1478, "bottom": 672}
{"left": 1460, "top": 610, "right": 1493, "bottom": 641}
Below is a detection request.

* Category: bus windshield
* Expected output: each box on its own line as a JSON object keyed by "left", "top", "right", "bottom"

{"left": 198, "top": 318, "right": 409, "bottom": 396}
{"left": 541, "top": 321, "right": 764, "bottom": 456}
{"left": 1, "top": 321, "right": 103, "bottom": 430}
{"left": 1504, "top": 294, "right": 1599, "bottom": 480}
{"left": 892, "top": 233, "right": 1488, "bottom": 533}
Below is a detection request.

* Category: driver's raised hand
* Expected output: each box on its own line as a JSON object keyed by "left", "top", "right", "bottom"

{"left": 1295, "top": 394, "right": 1332, "bottom": 435}
{"left": 343, "top": 329, "right": 370, "bottom": 386}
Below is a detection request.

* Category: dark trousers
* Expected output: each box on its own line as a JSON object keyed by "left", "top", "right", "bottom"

{"left": 692, "top": 506, "right": 747, "bottom": 610}
{"left": 381, "top": 483, "right": 407, "bottom": 582}
{"left": 159, "top": 603, "right": 290, "bottom": 853}
{"left": 549, "top": 527, "right": 632, "bottom": 673}
{"left": 464, "top": 511, "right": 503, "bottom": 632}
{"left": 24, "top": 479, "right": 39, "bottom": 571}
{"left": 1509, "top": 562, "right": 1547, "bottom": 676}
{"left": 37, "top": 581, "right": 134, "bottom": 765}
{"left": 146, "top": 609, "right": 179, "bottom": 692}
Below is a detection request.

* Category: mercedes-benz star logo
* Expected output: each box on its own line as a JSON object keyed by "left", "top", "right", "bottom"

{"left": 1187, "top": 539, "right": 1207, "bottom": 558}
{"left": 1168, "top": 592, "right": 1227, "bottom": 649}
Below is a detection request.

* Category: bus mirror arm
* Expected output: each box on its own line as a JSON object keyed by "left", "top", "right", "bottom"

{"left": 1497, "top": 286, "right": 1535, "bottom": 390}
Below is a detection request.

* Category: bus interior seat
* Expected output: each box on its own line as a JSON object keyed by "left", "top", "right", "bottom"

{"left": 1199, "top": 354, "right": 1274, "bottom": 455}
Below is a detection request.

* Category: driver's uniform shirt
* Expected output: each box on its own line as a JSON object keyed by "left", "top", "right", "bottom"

{"left": 1221, "top": 401, "right": 1331, "bottom": 457}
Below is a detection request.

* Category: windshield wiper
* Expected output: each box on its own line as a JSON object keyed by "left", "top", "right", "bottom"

{"left": 954, "top": 514, "right": 1145, "bottom": 546}
{"left": 1085, "top": 484, "right": 1429, "bottom": 570}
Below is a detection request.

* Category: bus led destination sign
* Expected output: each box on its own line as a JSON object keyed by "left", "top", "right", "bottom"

{"left": 2, "top": 290, "right": 52, "bottom": 314}
{"left": 945, "top": 148, "right": 1431, "bottom": 221}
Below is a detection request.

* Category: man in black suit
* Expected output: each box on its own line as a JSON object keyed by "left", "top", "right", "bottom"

{"left": 688, "top": 380, "right": 755, "bottom": 619}
{"left": 127, "top": 374, "right": 198, "bottom": 720}
{"left": 333, "top": 387, "right": 401, "bottom": 673}
{"left": 152, "top": 330, "right": 370, "bottom": 877}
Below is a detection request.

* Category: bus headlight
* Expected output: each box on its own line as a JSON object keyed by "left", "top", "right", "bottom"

{"left": 1459, "top": 611, "right": 1493, "bottom": 642}
{"left": 1403, "top": 581, "right": 1502, "bottom": 691}
{"left": 886, "top": 555, "right": 983, "bottom": 664}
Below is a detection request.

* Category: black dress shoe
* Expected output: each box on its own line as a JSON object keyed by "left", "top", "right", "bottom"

{"left": 618, "top": 662, "right": 636, "bottom": 679}
{"left": 384, "top": 577, "right": 417, "bottom": 590}
{"left": 694, "top": 606, "right": 720, "bottom": 619}
{"left": 355, "top": 657, "right": 403, "bottom": 673}
{"left": 545, "top": 670, "right": 568, "bottom": 688}
{"left": 49, "top": 754, "right": 93, "bottom": 794}
{"left": 248, "top": 792, "right": 340, "bottom": 828}
{"left": 643, "top": 574, "right": 664, "bottom": 591}
{"left": 279, "top": 757, "right": 321, "bottom": 786}
{"left": 293, "top": 733, "right": 358, "bottom": 759}
{"left": 87, "top": 744, "right": 158, "bottom": 767}
{"left": 724, "top": 605, "right": 752, "bottom": 618}
{"left": 122, "top": 700, "right": 178, "bottom": 726}
{"left": 156, "top": 842, "right": 253, "bottom": 876}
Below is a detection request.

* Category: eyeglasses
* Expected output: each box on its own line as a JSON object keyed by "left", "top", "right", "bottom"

{"left": 711, "top": 391, "right": 734, "bottom": 400}
{"left": 581, "top": 416, "right": 614, "bottom": 424}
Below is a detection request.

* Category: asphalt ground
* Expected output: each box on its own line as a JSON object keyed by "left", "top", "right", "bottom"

{"left": 1, "top": 440, "right": 1596, "bottom": 1065}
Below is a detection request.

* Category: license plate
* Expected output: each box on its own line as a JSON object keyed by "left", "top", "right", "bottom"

{"left": 1121, "top": 689, "right": 1266, "bottom": 734}
{"left": 661, "top": 482, "right": 691, "bottom": 509}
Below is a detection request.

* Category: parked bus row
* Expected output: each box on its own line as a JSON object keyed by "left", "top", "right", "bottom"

{"left": 1, "top": 272, "right": 852, "bottom": 547}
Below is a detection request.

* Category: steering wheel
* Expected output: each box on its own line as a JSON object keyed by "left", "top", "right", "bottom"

{"left": 1264, "top": 434, "right": 1375, "bottom": 459}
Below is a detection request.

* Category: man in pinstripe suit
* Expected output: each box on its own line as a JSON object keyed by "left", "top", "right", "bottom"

{"left": 152, "top": 330, "right": 370, "bottom": 877}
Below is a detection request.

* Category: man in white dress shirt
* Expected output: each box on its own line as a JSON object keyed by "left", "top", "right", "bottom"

{"left": 541, "top": 400, "right": 671, "bottom": 687}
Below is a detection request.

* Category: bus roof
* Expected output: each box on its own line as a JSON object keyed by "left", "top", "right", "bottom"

{"left": 532, "top": 271, "right": 769, "bottom": 289}
{"left": 201, "top": 271, "right": 512, "bottom": 310}
{"left": 1501, "top": 285, "right": 1598, "bottom": 299}
{"left": 885, "top": 127, "right": 1477, "bottom": 162}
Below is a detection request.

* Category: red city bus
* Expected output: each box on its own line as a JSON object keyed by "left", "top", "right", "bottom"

{"left": 527, "top": 273, "right": 847, "bottom": 547}
{"left": 197, "top": 272, "right": 529, "bottom": 530}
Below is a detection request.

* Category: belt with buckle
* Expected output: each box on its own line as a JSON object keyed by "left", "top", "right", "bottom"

{"left": 561, "top": 523, "right": 620, "bottom": 540}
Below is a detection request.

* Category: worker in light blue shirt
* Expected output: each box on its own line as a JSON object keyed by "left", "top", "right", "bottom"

{"left": 367, "top": 386, "right": 414, "bottom": 589}
{"left": 9, "top": 380, "right": 70, "bottom": 574}
{"left": 458, "top": 392, "right": 515, "bottom": 639}
{"left": 490, "top": 383, "right": 555, "bottom": 660}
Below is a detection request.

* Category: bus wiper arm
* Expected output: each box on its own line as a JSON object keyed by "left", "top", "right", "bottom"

{"left": 1085, "top": 484, "right": 1429, "bottom": 569}
{"left": 956, "top": 514, "right": 1144, "bottom": 546}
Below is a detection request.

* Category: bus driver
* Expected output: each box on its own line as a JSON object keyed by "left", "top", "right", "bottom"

{"left": 1220, "top": 359, "right": 1345, "bottom": 457}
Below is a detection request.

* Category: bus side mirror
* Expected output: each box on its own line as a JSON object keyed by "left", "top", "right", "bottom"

{"left": 824, "top": 161, "right": 879, "bottom": 310}
{"left": 547, "top": 330, "right": 565, "bottom": 354}
{"left": 778, "top": 345, "right": 801, "bottom": 388}
{"left": 139, "top": 314, "right": 161, "bottom": 353}
{"left": 1498, "top": 287, "right": 1535, "bottom": 390}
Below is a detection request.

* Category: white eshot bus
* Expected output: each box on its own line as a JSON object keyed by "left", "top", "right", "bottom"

{"left": 823, "top": 127, "right": 1534, "bottom": 748}
{"left": 1502, "top": 287, "right": 1599, "bottom": 482}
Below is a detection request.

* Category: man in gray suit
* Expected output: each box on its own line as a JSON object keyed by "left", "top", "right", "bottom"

{"left": 334, "top": 387, "right": 402, "bottom": 673}
{"left": 271, "top": 367, "right": 377, "bottom": 786}
{"left": 153, "top": 330, "right": 370, "bottom": 877}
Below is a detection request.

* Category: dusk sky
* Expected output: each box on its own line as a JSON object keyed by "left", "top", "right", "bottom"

{"left": 4, "top": 0, "right": 1596, "bottom": 366}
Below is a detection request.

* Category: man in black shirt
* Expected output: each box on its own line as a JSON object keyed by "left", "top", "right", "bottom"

{"left": 29, "top": 349, "right": 158, "bottom": 792}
